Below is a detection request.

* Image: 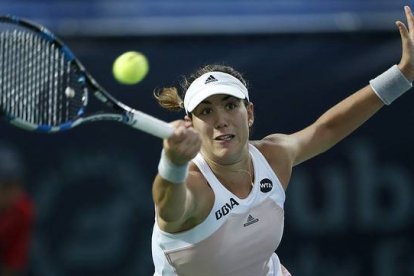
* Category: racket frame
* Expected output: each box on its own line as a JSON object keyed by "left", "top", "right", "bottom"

{"left": 0, "top": 15, "right": 174, "bottom": 139}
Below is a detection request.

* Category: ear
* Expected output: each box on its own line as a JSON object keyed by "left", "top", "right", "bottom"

{"left": 184, "top": 115, "right": 194, "bottom": 128}
{"left": 247, "top": 102, "right": 254, "bottom": 127}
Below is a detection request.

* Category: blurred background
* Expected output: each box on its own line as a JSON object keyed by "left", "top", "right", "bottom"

{"left": 1, "top": 0, "right": 414, "bottom": 275}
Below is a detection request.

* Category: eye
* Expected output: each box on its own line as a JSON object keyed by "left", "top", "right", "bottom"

{"left": 226, "top": 101, "right": 238, "bottom": 110}
{"left": 200, "top": 107, "right": 212, "bottom": 115}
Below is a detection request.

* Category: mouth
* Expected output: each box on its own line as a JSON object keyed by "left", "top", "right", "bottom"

{"left": 214, "top": 134, "right": 235, "bottom": 141}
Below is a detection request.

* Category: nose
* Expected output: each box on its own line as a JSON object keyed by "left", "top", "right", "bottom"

{"left": 214, "top": 112, "right": 228, "bottom": 129}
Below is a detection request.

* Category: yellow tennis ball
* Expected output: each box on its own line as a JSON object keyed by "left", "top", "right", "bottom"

{"left": 112, "top": 51, "right": 149, "bottom": 85}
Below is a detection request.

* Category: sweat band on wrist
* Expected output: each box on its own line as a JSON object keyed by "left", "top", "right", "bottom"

{"left": 158, "top": 150, "right": 189, "bottom": 184}
{"left": 369, "top": 65, "right": 412, "bottom": 105}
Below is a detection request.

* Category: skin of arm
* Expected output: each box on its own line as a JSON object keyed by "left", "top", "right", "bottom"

{"left": 262, "top": 6, "right": 414, "bottom": 189}
{"left": 284, "top": 85, "right": 384, "bottom": 166}
{"left": 152, "top": 6, "right": 414, "bottom": 230}
{"left": 152, "top": 120, "right": 209, "bottom": 232}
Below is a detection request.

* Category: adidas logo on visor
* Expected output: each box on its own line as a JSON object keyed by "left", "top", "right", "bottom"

{"left": 183, "top": 71, "right": 249, "bottom": 113}
{"left": 205, "top": 75, "right": 218, "bottom": 84}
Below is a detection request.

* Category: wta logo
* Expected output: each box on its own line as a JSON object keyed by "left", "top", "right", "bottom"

{"left": 260, "top": 178, "right": 273, "bottom": 193}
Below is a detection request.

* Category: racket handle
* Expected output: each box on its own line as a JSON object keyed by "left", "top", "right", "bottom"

{"left": 129, "top": 110, "right": 174, "bottom": 139}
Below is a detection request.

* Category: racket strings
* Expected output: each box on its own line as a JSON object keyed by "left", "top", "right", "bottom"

{"left": 67, "top": 63, "right": 86, "bottom": 119}
{"left": 0, "top": 26, "right": 83, "bottom": 127}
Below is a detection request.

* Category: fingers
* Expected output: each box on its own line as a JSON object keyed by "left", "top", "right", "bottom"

{"left": 404, "top": 6, "right": 414, "bottom": 36}
{"left": 397, "top": 6, "right": 413, "bottom": 38}
{"left": 396, "top": 21, "right": 409, "bottom": 41}
{"left": 169, "top": 120, "right": 195, "bottom": 144}
{"left": 397, "top": 6, "right": 414, "bottom": 82}
{"left": 164, "top": 120, "right": 201, "bottom": 165}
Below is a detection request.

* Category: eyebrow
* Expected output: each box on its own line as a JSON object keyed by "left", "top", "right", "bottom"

{"left": 200, "top": 95, "right": 234, "bottom": 105}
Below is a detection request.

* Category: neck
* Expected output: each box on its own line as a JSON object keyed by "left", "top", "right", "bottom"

{"left": 203, "top": 151, "right": 254, "bottom": 192}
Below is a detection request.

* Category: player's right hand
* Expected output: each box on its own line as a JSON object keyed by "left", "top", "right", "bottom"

{"left": 164, "top": 120, "right": 201, "bottom": 165}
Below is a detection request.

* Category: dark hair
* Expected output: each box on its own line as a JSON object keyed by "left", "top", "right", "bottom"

{"left": 154, "top": 64, "right": 248, "bottom": 112}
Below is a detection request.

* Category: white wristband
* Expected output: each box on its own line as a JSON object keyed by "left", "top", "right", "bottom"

{"left": 158, "top": 150, "right": 189, "bottom": 184}
{"left": 369, "top": 65, "right": 412, "bottom": 105}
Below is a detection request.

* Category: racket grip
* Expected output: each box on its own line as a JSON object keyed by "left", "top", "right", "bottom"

{"left": 129, "top": 110, "right": 174, "bottom": 139}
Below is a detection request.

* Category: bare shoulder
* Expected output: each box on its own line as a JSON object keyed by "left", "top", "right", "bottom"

{"left": 250, "top": 134, "right": 294, "bottom": 189}
{"left": 250, "top": 133, "right": 292, "bottom": 161}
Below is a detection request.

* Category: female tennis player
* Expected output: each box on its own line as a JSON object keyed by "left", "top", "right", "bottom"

{"left": 151, "top": 6, "right": 414, "bottom": 276}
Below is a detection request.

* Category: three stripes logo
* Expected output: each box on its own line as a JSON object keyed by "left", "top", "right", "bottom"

{"left": 243, "top": 214, "right": 259, "bottom": 227}
{"left": 205, "top": 75, "right": 218, "bottom": 84}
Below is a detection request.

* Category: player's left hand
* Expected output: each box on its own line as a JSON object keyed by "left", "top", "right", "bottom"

{"left": 397, "top": 6, "right": 414, "bottom": 82}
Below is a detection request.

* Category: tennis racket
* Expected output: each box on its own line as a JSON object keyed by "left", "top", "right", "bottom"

{"left": 0, "top": 15, "right": 174, "bottom": 139}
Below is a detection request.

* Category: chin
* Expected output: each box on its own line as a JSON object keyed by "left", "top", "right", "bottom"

{"left": 213, "top": 144, "right": 243, "bottom": 162}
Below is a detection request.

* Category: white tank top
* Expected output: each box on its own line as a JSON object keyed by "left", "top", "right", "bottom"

{"left": 152, "top": 144, "right": 286, "bottom": 276}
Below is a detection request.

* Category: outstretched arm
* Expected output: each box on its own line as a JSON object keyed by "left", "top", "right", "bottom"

{"left": 265, "top": 6, "right": 414, "bottom": 168}
{"left": 152, "top": 120, "right": 202, "bottom": 231}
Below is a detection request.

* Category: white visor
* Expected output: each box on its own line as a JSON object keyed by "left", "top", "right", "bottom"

{"left": 184, "top": 71, "right": 249, "bottom": 113}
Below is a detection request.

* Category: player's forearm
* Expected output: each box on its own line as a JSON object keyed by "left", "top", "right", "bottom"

{"left": 292, "top": 86, "right": 384, "bottom": 165}
{"left": 294, "top": 61, "right": 412, "bottom": 166}
{"left": 153, "top": 175, "right": 189, "bottom": 222}
{"left": 313, "top": 86, "right": 383, "bottom": 151}
{"left": 153, "top": 146, "right": 192, "bottom": 222}
{"left": 313, "top": 6, "right": 414, "bottom": 155}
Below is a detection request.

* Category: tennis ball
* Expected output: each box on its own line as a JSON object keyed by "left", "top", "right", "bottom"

{"left": 112, "top": 51, "right": 149, "bottom": 85}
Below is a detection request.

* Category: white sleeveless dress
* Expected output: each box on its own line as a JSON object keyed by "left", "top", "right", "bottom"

{"left": 152, "top": 144, "right": 290, "bottom": 276}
